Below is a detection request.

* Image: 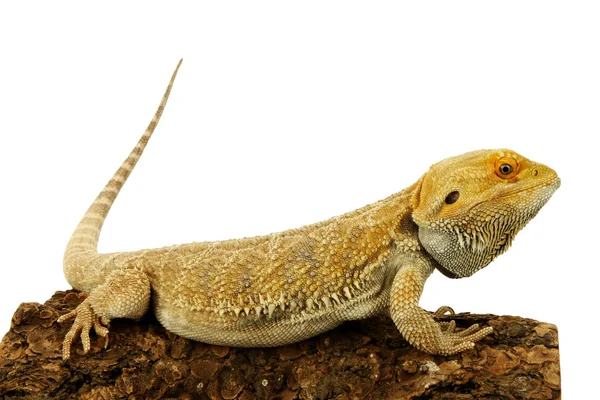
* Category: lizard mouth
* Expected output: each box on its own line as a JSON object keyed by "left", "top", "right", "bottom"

{"left": 497, "top": 174, "right": 561, "bottom": 200}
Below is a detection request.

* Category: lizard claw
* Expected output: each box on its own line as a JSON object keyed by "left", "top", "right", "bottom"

{"left": 57, "top": 299, "right": 109, "bottom": 360}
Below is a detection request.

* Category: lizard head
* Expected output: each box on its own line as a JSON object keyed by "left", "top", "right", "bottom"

{"left": 411, "top": 149, "right": 560, "bottom": 278}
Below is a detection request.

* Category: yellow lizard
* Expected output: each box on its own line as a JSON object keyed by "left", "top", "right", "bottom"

{"left": 58, "top": 60, "right": 560, "bottom": 359}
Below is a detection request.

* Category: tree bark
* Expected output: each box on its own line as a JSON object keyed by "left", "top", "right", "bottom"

{"left": 0, "top": 291, "right": 560, "bottom": 399}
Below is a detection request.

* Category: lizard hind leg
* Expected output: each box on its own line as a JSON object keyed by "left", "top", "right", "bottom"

{"left": 57, "top": 268, "right": 151, "bottom": 360}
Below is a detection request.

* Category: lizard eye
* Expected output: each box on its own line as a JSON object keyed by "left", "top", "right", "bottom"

{"left": 499, "top": 164, "right": 512, "bottom": 175}
{"left": 445, "top": 191, "right": 460, "bottom": 205}
{"left": 495, "top": 156, "right": 519, "bottom": 179}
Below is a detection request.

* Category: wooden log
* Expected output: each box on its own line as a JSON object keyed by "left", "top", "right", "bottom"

{"left": 0, "top": 290, "right": 560, "bottom": 399}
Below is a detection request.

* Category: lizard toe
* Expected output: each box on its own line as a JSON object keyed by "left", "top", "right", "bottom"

{"left": 57, "top": 308, "right": 77, "bottom": 324}
{"left": 438, "top": 320, "right": 457, "bottom": 333}
{"left": 455, "top": 323, "right": 481, "bottom": 337}
{"left": 434, "top": 306, "right": 455, "bottom": 317}
{"left": 461, "top": 326, "right": 493, "bottom": 343}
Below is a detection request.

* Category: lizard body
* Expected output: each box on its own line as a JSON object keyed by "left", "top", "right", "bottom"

{"left": 59, "top": 60, "right": 560, "bottom": 359}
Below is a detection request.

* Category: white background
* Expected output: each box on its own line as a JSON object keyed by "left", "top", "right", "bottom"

{"left": 0, "top": 1, "right": 597, "bottom": 397}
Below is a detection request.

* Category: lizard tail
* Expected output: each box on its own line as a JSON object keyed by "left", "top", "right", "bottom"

{"left": 64, "top": 59, "right": 182, "bottom": 263}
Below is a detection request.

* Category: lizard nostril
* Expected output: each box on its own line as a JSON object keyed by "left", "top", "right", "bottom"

{"left": 532, "top": 169, "right": 539, "bottom": 177}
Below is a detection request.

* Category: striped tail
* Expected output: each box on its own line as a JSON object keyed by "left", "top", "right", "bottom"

{"left": 64, "top": 60, "right": 182, "bottom": 265}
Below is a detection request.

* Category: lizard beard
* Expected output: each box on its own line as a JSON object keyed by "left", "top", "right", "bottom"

{"left": 418, "top": 221, "right": 518, "bottom": 278}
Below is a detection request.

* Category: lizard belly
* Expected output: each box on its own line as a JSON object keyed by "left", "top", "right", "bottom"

{"left": 154, "top": 304, "right": 344, "bottom": 347}
{"left": 152, "top": 281, "right": 390, "bottom": 347}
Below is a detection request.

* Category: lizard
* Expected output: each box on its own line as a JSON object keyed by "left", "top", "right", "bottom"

{"left": 58, "top": 59, "right": 561, "bottom": 360}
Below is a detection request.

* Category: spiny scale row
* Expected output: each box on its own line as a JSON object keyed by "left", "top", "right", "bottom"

{"left": 192, "top": 282, "right": 370, "bottom": 318}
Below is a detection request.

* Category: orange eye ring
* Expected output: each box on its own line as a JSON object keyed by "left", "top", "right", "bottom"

{"left": 495, "top": 156, "right": 519, "bottom": 179}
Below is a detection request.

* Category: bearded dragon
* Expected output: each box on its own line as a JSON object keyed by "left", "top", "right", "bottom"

{"left": 58, "top": 60, "right": 561, "bottom": 360}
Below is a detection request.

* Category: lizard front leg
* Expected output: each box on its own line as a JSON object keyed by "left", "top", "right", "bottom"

{"left": 389, "top": 260, "right": 493, "bottom": 355}
{"left": 57, "top": 268, "right": 151, "bottom": 360}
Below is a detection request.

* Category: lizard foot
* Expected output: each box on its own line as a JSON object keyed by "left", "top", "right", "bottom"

{"left": 432, "top": 318, "right": 493, "bottom": 355}
{"left": 436, "top": 324, "right": 493, "bottom": 355}
{"left": 57, "top": 299, "right": 110, "bottom": 360}
{"left": 431, "top": 305, "right": 493, "bottom": 354}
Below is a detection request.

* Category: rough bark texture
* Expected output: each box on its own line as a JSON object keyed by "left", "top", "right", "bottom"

{"left": 0, "top": 291, "right": 560, "bottom": 399}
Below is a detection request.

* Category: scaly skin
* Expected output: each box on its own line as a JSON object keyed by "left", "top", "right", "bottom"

{"left": 58, "top": 60, "right": 561, "bottom": 360}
